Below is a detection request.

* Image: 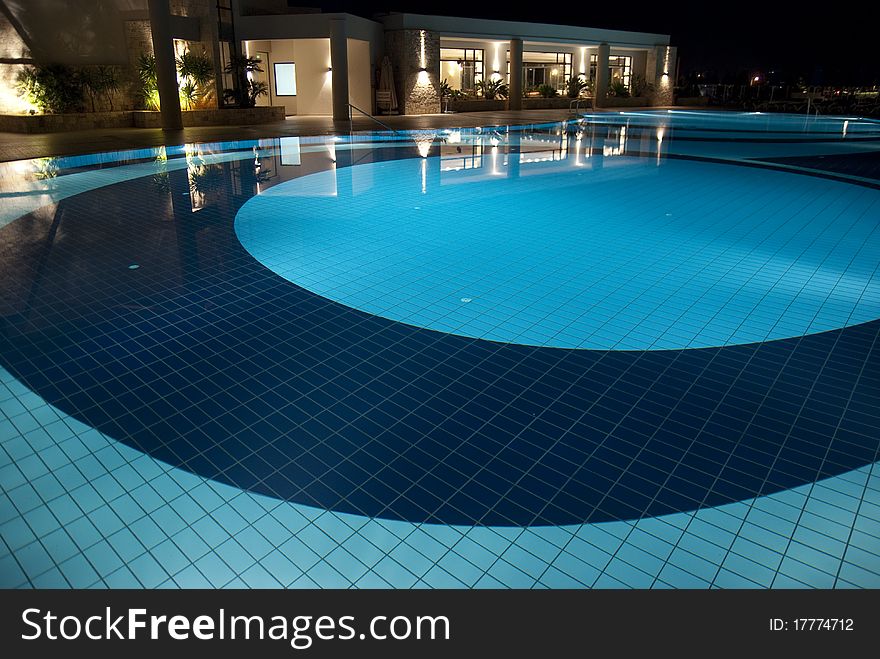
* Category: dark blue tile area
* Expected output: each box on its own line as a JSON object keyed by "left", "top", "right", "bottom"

{"left": 1, "top": 149, "right": 879, "bottom": 528}
{"left": 761, "top": 150, "right": 880, "bottom": 180}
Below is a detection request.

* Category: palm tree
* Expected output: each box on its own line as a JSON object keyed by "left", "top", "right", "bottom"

{"left": 223, "top": 55, "right": 266, "bottom": 108}
{"left": 476, "top": 78, "right": 509, "bottom": 100}
{"left": 176, "top": 50, "right": 215, "bottom": 109}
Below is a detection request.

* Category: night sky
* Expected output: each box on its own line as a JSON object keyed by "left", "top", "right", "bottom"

{"left": 310, "top": 1, "right": 878, "bottom": 85}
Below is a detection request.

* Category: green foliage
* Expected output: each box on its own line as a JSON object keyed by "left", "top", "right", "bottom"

{"left": 440, "top": 78, "right": 467, "bottom": 100}
{"left": 608, "top": 80, "right": 630, "bottom": 98}
{"left": 138, "top": 49, "right": 219, "bottom": 111}
{"left": 179, "top": 79, "right": 201, "bottom": 111}
{"left": 137, "top": 54, "right": 160, "bottom": 110}
{"left": 176, "top": 49, "right": 215, "bottom": 109}
{"left": 247, "top": 80, "right": 269, "bottom": 106}
{"left": 630, "top": 74, "right": 652, "bottom": 98}
{"left": 15, "top": 64, "right": 84, "bottom": 114}
{"left": 80, "top": 66, "right": 120, "bottom": 111}
{"left": 476, "top": 77, "right": 508, "bottom": 100}
{"left": 223, "top": 55, "right": 266, "bottom": 108}
{"left": 537, "top": 84, "right": 559, "bottom": 98}
{"left": 565, "top": 74, "right": 590, "bottom": 99}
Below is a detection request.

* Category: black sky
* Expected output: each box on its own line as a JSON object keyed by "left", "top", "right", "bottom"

{"left": 310, "top": 1, "right": 878, "bottom": 85}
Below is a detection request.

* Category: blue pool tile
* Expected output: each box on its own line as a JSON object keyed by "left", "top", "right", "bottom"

{"left": 776, "top": 555, "right": 836, "bottom": 588}
{"left": 1, "top": 516, "right": 37, "bottom": 551}
{"left": 421, "top": 564, "right": 468, "bottom": 588}
{"left": 354, "top": 571, "right": 392, "bottom": 588}
{"left": 278, "top": 536, "right": 322, "bottom": 572}
{"left": 656, "top": 562, "right": 712, "bottom": 589}
{"left": 41, "top": 528, "right": 80, "bottom": 565}
{"left": 148, "top": 539, "right": 190, "bottom": 577}
{"left": 239, "top": 563, "right": 283, "bottom": 588}
{"left": 372, "top": 555, "right": 418, "bottom": 588}
{"left": 31, "top": 567, "right": 68, "bottom": 588}
{"left": 0, "top": 553, "right": 28, "bottom": 587}
{"left": 304, "top": 560, "right": 352, "bottom": 588}
{"left": 324, "top": 546, "right": 368, "bottom": 583}
{"left": 193, "top": 552, "right": 236, "bottom": 587}
{"left": 170, "top": 527, "right": 211, "bottom": 563}
{"left": 485, "top": 559, "right": 537, "bottom": 588}
{"left": 1, "top": 121, "right": 880, "bottom": 591}
{"left": 171, "top": 565, "right": 213, "bottom": 588}
{"left": 127, "top": 552, "right": 168, "bottom": 588}
{"left": 83, "top": 540, "right": 125, "bottom": 577}
{"left": 58, "top": 555, "right": 98, "bottom": 588}
{"left": 259, "top": 549, "right": 302, "bottom": 586}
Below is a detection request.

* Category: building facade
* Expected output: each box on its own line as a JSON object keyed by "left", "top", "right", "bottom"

{"left": 0, "top": 0, "right": 676, "bottom": 119}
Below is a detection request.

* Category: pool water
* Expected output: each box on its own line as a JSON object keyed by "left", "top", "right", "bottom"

{"left": 236, "top": 153, "right": 880, "bottom": 351}
{"left": 1, "top": 111, "right": 879, "bottom": 589}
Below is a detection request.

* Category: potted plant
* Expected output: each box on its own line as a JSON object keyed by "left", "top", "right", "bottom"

{"left": 475, "top": 78, "right": 508, "bottom": 100}
{"left": 223, "top": 55, "right": 268, "bottom": 108}
{"left": 565, "top": 74, "right": 590, "bottom": 99}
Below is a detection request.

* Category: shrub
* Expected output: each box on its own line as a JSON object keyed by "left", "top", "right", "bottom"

{"left": 81, "top": 66, "right": 120, "bottom": 111}
{"left": 608, "top": 80, "right": 630, "bottom": 98}
{"left": 440, "top": 78, "right": 467, "bottom": 100}
{"left": 607, "top": 80, "right": 630, "bottom": 98}
{"left": 137, "top": 54, "right": 160, "bottom": 110}
{"left": 630, "top": 75, "right": 653, "bottom": 98}
{"left": 476, "top": 77, "right": 508, "bottom": 100}
{"left": 15, "top": 64, "right": 84, "bottom": 113}
{"left": 537, "top": 84, "right": 559, "bottom": 98}
{"left": 176, "top": 49, "right": 215, "bottom": 109}
{"left": 565, "top": 74, "right": 590, "bottom": 99}
{"left": 223, "top": 55, "right": 267, "bottom": 108}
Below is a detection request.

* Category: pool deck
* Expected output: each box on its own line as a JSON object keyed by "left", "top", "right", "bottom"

{"left": 0, "top": 107, "right": 678, "bottom": 162}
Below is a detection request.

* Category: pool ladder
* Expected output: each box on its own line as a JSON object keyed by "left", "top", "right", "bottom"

{"left": 348, "top": 103, "right": 398, "bottom": 133}
{"left": 569, "top": 98, "right": 592, "bottom": 116}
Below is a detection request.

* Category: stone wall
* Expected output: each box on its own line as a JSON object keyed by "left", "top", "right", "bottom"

{"left": 446, "top": 99, "right": 507, "bottom": 113}
{"left": 0, "top": 0, "right": 223, "bottom": 115}
{"left": 384, "top": 29, "right": 440, "bottom": 115}
{"left": 0, "top": 10, "right": 33, "bottom": 113}
{"left": 133, "top": 105, "right": 286, "bottom": 127}
{"left": 649, "top": 45, "right": 677, "bottom": 106}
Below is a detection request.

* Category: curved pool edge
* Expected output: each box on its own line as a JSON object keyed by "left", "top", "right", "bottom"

{"left": 1, "top": 364, "right": 877, "bottom": 588}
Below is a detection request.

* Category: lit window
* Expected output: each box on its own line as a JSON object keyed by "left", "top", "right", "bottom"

{"left": 274, "top": 62, "right": 296, "bottom": 96}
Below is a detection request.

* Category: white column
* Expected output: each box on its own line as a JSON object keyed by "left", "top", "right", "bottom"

{"left": 594, "top": 42, "right": 610, "bottom": 108}
{"left": 330, "top": 18, "right": 350, "bottom": 121}
{"left": 147, "top": 0, "right": 182, "bottom": 130}
{"left": 508, "top": 38, "right": 523, "bottom": 110}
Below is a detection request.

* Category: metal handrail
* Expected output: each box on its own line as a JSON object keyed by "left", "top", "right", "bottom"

{"left": 569, "top": 98, "right": 591, "bottom": 115}
{"left": 348, "top": 103, "right": 397, "bottom": 133}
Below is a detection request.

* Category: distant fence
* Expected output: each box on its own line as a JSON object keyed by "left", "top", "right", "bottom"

{"left": 678, "top": 84, "right": 880, "bottom": 116}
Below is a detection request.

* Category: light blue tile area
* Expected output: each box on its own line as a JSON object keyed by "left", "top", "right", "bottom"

{"left": 1, "top": 364, "right": 879, "bottom": 589}
{"left": 775, "top": 556, "right": 836, "bottom": 589}
{"left": 236, "top": 155, "right": 880, "bottom": 352}
{"left": 836, "top": 561, "right": 880, "bottom": 588}
{"left": 656, "top": 562, "right": 712, "bottom": 589}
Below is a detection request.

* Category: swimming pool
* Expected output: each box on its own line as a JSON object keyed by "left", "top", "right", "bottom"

{"left": 1, "top": 111, "right": 879, "bottom": 588}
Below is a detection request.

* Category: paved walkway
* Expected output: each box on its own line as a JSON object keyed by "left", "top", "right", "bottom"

{"left": 0, "top": 108, "right": 657, "bottom": 161}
